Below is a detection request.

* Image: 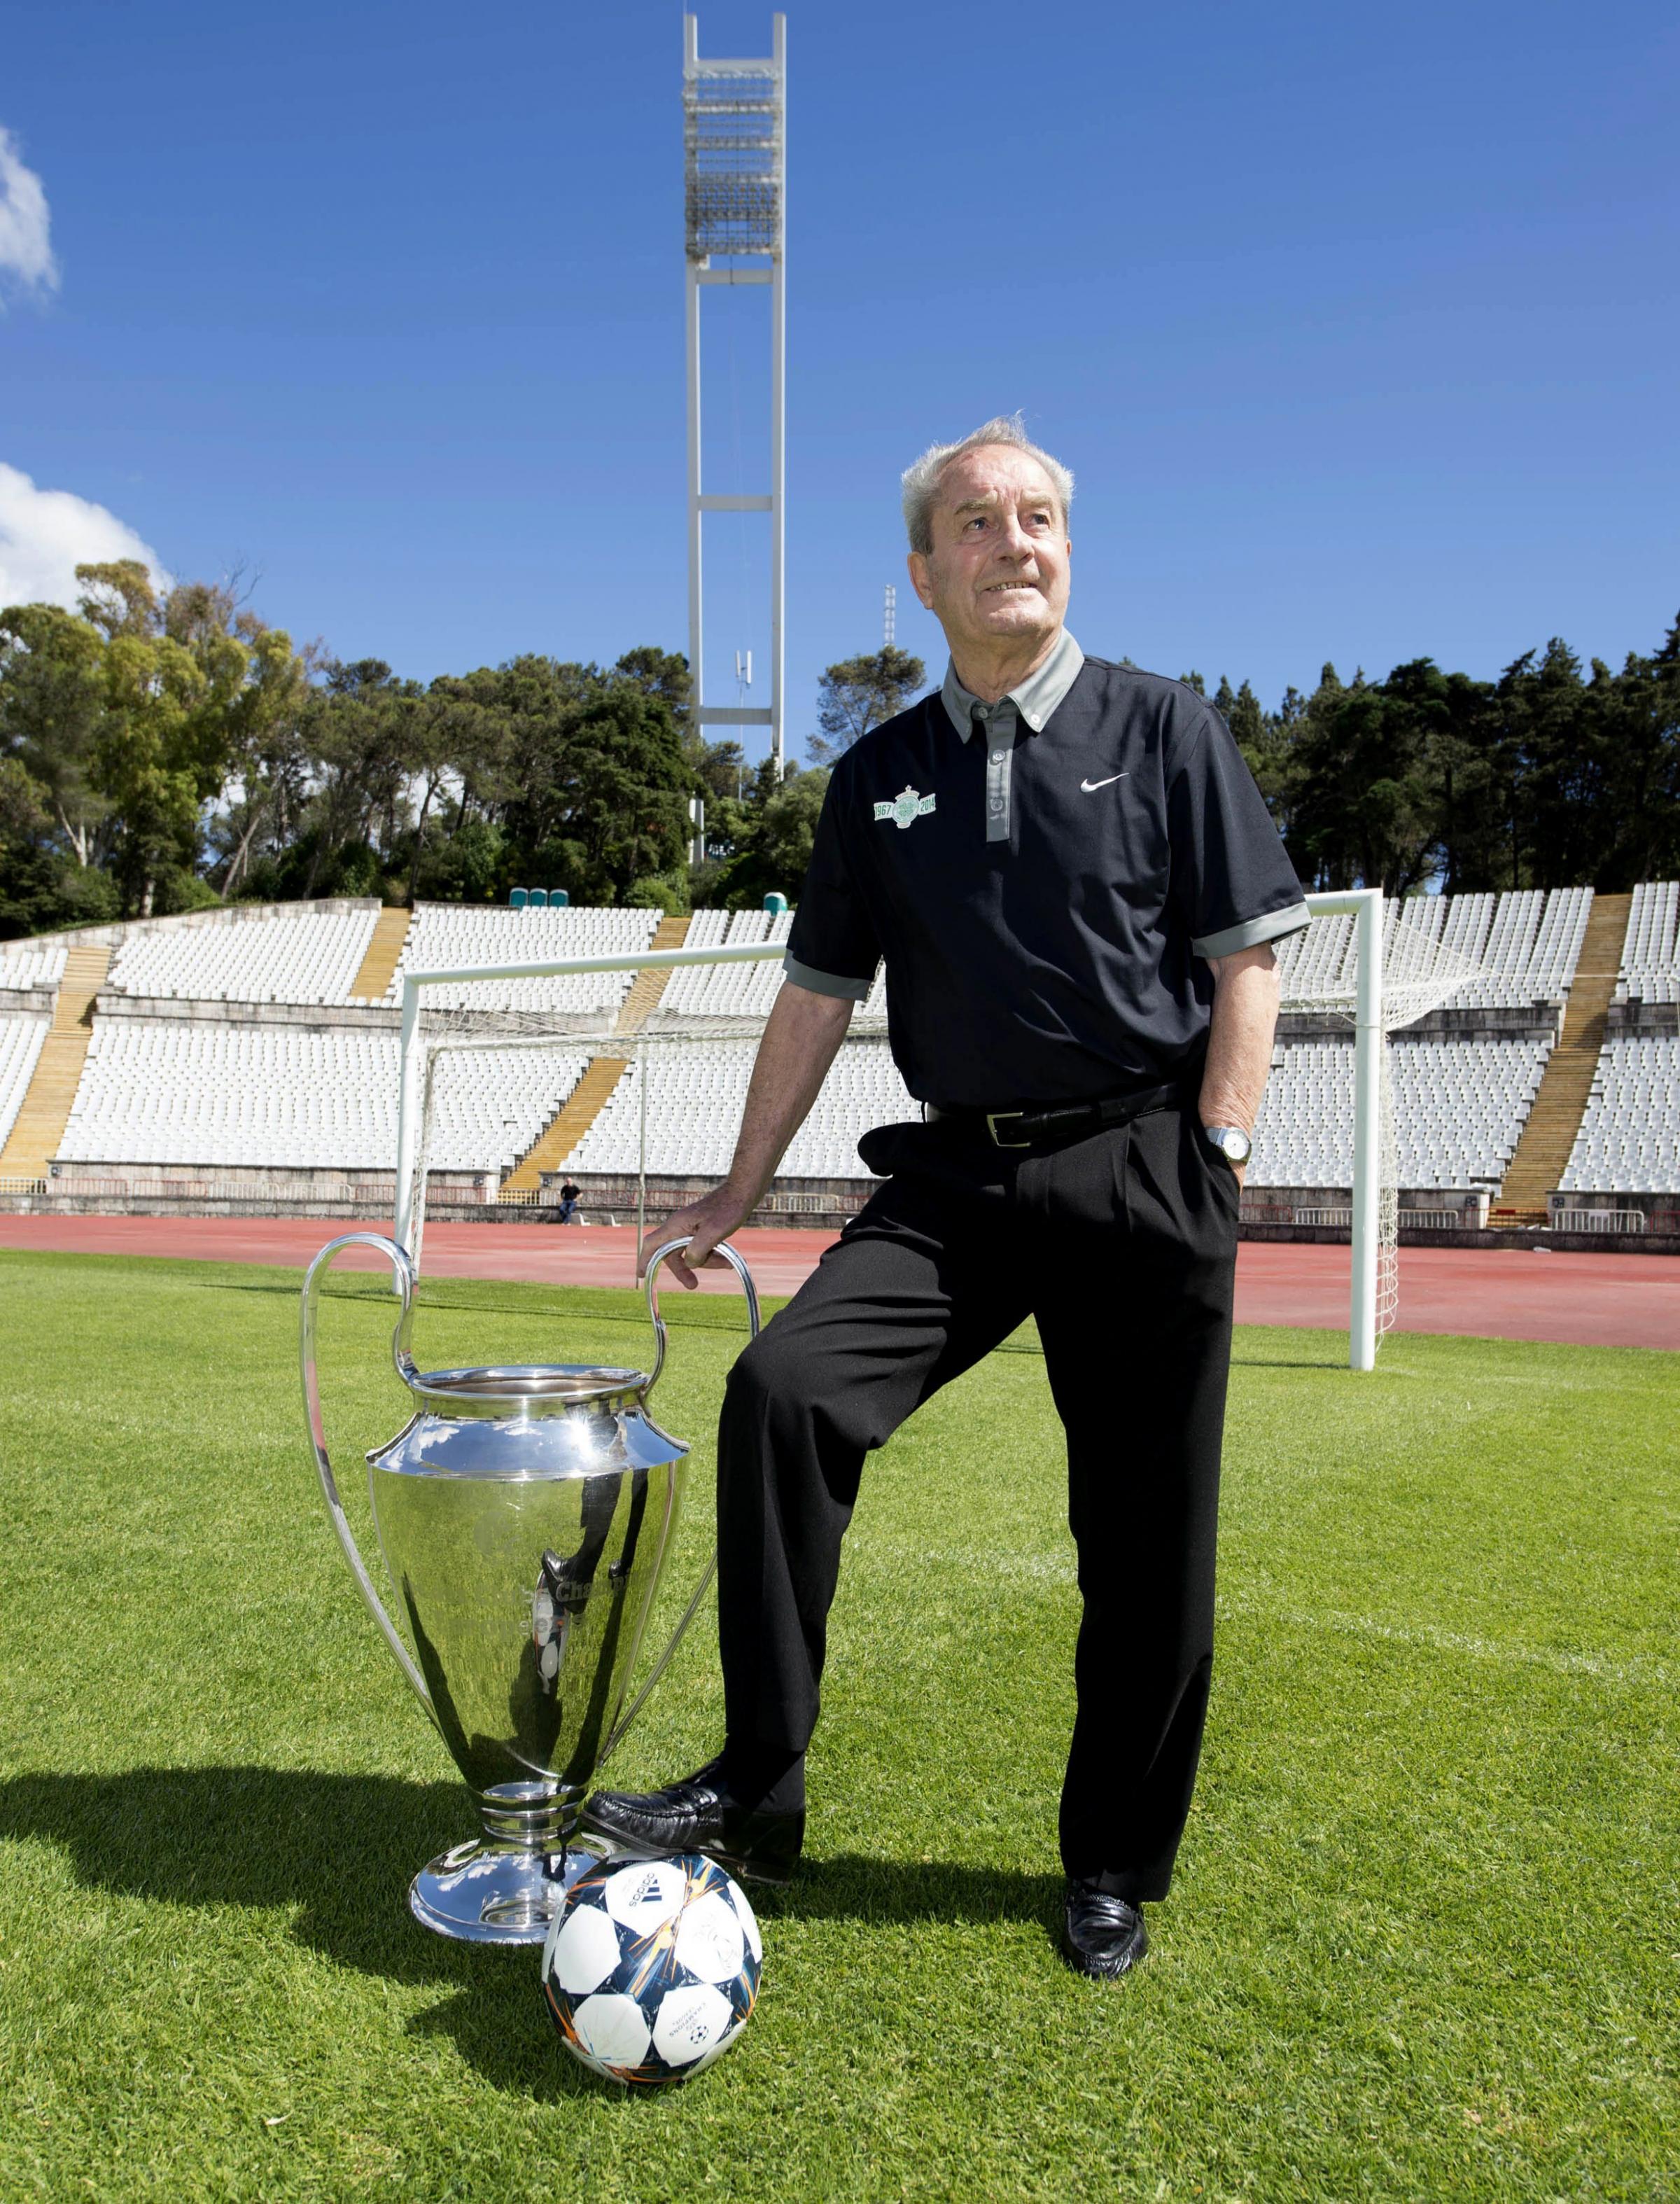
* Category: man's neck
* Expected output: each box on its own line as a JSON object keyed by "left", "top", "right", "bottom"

{"left": 948, "top": 625, "right": 1064, "bottom": 704}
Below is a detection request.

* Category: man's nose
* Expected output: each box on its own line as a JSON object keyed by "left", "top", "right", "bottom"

{"left": 993, "top": 515, "right": 1033, "bottom": 560}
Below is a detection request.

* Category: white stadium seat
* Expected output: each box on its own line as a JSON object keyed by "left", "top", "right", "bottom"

{"left": 0, "top": 939, "right": 69, "bottom": 991}
{"left": 1617, "top": 881, "right": 1680, "bottom": 1005}
{"left": 0, "top": 1014, "right": 50, "bottom": 1150}
{"left": 1252, "top": 1035, "right": 1551, "bottom": 1193}
{"left": 106, "top": 907, "right": 381, "bottom": 1005}
{"left": 388, "top": 905, "right": 661, "bottom": 1014}
{"left": 563, "top": 1037, "right": 913, "bottom": 1180}
{"left": 1559, "top": 1036, "right": 1680, "bottom": 1195}
{"left": 57, "top": 1022, "right": 591, "bottom": 1174}
{"left": 1272, "top": 886, "right": 1593, "bottom": 1012}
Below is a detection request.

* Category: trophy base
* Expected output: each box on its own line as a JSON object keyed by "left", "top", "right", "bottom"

{"left": 409, "top": 1837, "right": 603, "bottom": 1946}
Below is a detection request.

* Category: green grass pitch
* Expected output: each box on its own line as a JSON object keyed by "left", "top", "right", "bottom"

{"left": 0, "top": 1246, "right": 1674, "bottom": 2201}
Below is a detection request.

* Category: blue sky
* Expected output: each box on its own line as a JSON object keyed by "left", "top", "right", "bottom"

{"left": 2, "top": 0, "right": 1676, "bottom": 766}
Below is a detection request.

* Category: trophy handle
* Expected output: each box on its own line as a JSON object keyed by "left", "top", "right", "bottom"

{"left": 641, "top": 1234, "right": 762, "bottom": 1403}
{"left": 300, "top": 1232, "right": 433, "bottom": 1715}
{"left": 595, "top": 1236, "right": 762, "bottom": 1765}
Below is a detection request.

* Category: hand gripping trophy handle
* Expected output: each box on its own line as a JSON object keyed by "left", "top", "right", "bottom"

{"left": 299, "top": 1231, "right": 435, "bottom": 1717}
{"left": 594, "top": 1234, "right": 763, "bottom": 1765}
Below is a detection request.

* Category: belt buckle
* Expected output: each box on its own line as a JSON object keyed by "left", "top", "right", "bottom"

{"left": 986, "top": 1110, "right": 1032, "bottom": 1149}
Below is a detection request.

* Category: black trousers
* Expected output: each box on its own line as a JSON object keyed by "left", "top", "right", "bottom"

{"left": 715, "top": 1098, "right": 1239, "bottom": 1903}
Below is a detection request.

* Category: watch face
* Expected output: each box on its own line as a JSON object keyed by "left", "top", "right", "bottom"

{"left": 1210, "top": 1127, "right": 1250, "bottom": 1164}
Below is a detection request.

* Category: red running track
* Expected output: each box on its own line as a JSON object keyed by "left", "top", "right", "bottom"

{"left": 1, "top": 1213, "right": 1676, "bottom": 1350}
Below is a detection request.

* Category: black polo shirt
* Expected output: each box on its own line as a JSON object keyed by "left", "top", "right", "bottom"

{"left": 783, "top": 646, "right": 1309, "bottom": 1107}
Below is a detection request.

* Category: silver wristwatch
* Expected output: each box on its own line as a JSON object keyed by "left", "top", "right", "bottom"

{"left": 1203, "top": 1124, "right": 1252, "bottom": 1168}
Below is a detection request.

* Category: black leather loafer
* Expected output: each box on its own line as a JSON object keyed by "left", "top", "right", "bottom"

{"left": 1060, "top": 1880, "right": 1149, "bottom": 1980}
{"left": 581, "top": 1755, "right": 804, "bottom": 1885}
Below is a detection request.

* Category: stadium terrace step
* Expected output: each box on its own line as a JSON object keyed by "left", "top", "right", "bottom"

{"left": 500, "top": 1053, "right": 631, "bottom": 1196}
{"left": 615, "top": 913, "right": 693, "bottom": 1034}
{"left": 349, "top": 906, "right": 414, "bottom": 1000}
{"left": 1495, "top": 890, "right": 1632, "bottom": 1214}
{"left": 0, "top": 945, "right": 112, "bottom": 1181}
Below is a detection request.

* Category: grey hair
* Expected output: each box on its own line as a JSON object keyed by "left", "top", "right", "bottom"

{"left": 900, "top": 412, "right": 1074, "bottom": 556}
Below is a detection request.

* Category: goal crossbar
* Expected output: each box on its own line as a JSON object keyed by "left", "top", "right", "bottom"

{"left": 393, "top": 888, "right": 1384, "bottom": 1370}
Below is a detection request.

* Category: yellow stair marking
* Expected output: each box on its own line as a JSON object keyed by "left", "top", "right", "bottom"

{"left": 349, "top": 905, "right": 413, "bottom": 1000}
{"left": 500, "top": 1054, "right": 631, "bottom": 1196}
{"left": 1492, "top": 891, "right": 1632, "bottom": 1222}
{"left": 0, "top": 945, "right": 112, "bottom": 1180}
{"left": 615, "top": 912, "right": 692, "bottom": 1035}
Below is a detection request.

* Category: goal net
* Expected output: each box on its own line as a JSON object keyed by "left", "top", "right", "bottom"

{"left": 393, "top": 891, "right": 1482, "bottom": 1371}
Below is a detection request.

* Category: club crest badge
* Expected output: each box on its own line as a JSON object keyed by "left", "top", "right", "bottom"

{"left": 874, "top": 786, "right": 937, "bottom": 830}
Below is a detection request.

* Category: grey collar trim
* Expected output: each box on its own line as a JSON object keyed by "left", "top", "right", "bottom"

{"left": 941, "top": 628, "right": 1085, "bottom": 740}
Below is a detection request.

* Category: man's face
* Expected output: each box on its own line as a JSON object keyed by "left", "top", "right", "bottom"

{"left": 907, "top": 445, "right": 1071, "bottom": 665}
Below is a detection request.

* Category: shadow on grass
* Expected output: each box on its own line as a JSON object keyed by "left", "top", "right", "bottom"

{"left": 0, "top": 1766, "right": 479, "bottom": 1985}
{"left": 0, "top": 1767, "right": 1063, "bottom": 2098}
{"left": 0, "top": 1764, "right": 617, "bottom": 2098}
{"left": 760, "top": 1852, "right": 1064, "bottom": 1934}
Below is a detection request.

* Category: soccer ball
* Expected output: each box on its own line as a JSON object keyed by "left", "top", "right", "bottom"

{"left": 542, "top": 1853, "right": 762, "bottom": 2086}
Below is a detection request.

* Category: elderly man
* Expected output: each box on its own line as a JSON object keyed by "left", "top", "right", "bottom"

{"left": 585, "top": 416, "right": 1308, "bottom": 1978}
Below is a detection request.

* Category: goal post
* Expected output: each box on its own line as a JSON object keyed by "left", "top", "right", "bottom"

{"left": 1305, "top": 888, "right": 1384, "bottom": 1372}
{"left": 391, "top": 888, "right": 1385, "bottom": 1372}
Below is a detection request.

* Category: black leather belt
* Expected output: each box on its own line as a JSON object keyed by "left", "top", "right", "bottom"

{"left": 924, "top": 1083, "right": 1184, "bottom": 1150}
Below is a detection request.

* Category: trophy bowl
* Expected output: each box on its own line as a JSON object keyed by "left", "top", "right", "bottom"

{"left": 300, "top": 1232, "right": 757, "bottom": 1945}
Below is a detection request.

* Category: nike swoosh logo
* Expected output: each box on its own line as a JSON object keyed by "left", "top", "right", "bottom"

{"left": 1080, "top": 774, "right": 1128, "bottom": 793}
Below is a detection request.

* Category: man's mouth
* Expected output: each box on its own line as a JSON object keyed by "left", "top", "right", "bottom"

{"left": 984, "top": 580, "right": 1039, "bottom": 595}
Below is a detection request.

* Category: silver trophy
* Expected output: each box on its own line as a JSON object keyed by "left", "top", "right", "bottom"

{"left": 300, "top": 1231, "right": 758, "bottom": 1946}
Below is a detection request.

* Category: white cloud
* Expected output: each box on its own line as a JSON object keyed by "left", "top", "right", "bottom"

{"left": 0, "top": 463, "right": 170, "bottom": 613}
{"left": 0, "top": 126, "right": 58, "bottom": 298}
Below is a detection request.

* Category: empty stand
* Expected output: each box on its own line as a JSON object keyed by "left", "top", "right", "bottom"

{"left": 106, "top": 906, "right": 381, "bottom": 1005}
{"left": 0, "top": 946, "right": 111, "bottom": 1181}
{"left": 0, "top": 938, "right": 68, "bottom": 991}
{"left": 1617, "top": 881, "right": 1679, "bottom": 1003}
{"left": 387, "top": 905, "right": 661, "bottom": 1014}
{"left": 650, "top": 909, "right": 794, "bottom": 1024}
{"left": 4, "top": 885, "right": 1671, "bottom": 1228}
{"left": 1252, "top": 1035, "right": 1550, "bottom": 1194}
{"left": 0, "top": 1016, "right": 49, "bottom": 1155}
{"left": 1494, "top": 891, "right": 1630, "bottom": 1218}
{"left": 500, "top": 1055, "right": 631, "bottom": 1194}
{"left": 1559, "top": 1037, "right": 1680, "bottom": 1194}
{"left": 1273, "top": 886, "right": 1592, "bottom": 1011}
{"left": 58, "top": 1022, "right": 590, "bottom": 1175}
{"left": 615, "top": 913, "right": 693, "bottom": 1032}
{"left": 561, "top": 1038, "right": 913, "bottom": 1180}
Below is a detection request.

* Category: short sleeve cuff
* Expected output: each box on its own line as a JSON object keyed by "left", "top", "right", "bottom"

{"left": 783, "top": 952, "right": 873, "bottom": 1001}
{"left": 1192, "top": 900, "right": 1312, "bottom": 961}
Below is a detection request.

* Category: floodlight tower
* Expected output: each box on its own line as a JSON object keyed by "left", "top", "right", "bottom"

{"left": 683, "top": 13, "right": 786, "bottom": 775}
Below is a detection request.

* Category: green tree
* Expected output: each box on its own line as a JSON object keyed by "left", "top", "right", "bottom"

{"left": 293, "top": 660, "right": 417, "bottom": 899}
{"left": 706, "top": 760, "right": 827, "bottom": 907}
{"left": 806, "top": 646, "right": 925, "bottom": 766}
{"left": 213, "top": 620, "right": 315, "bottom": 899}
{"left": 78, "top": 564, "right": 253, "bottom": 915}
{"left": 0, "top": 603, "right": 112, "bottom": 867}
{"left": 556, "top": 687, "right": 691, "bottom": 900}
{"left": 1286, "top": 664, "right": 1441, "bottom": 897}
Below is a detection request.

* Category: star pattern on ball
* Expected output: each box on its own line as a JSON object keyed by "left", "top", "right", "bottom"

{"left": 542, "top": 1852, "right": 763, "bottom": 2086}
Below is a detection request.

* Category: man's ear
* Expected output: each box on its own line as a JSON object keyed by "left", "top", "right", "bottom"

{"left": 907, "top": 549, "right": 935, "bottom": 611}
